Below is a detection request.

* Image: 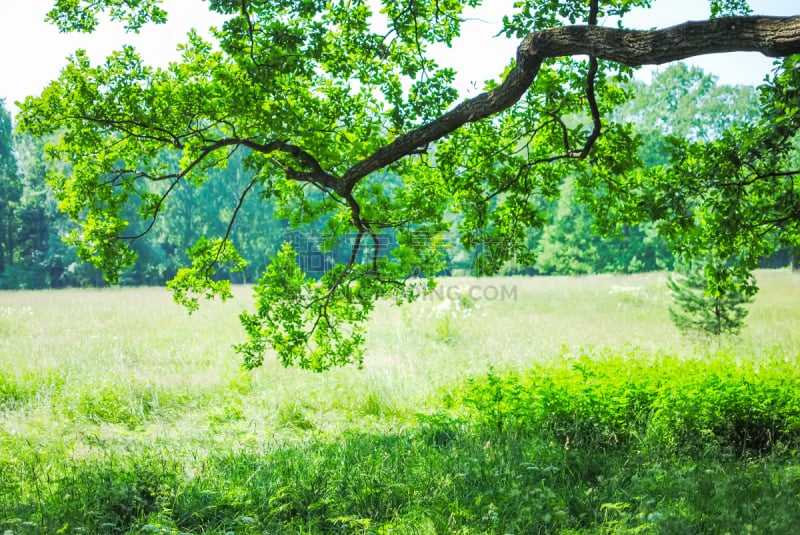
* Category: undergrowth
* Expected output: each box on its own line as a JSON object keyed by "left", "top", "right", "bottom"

{"left": 2, "top": 274, "right": 798, "bottom": 532}
{"left": 2, "top": 350, "right": 799, "bottom": 534}
{"left": 457, "top": 349, "right": 800, "bottom": 456}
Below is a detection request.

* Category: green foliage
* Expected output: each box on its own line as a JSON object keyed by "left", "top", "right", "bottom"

{"left": 668, "top": 258, "right": 756, "bottom": 338}
{"left": 1, "top": 274, "right": 800, "bottom": 532}
{"left": 619, "top": 57, "right": 800, "bottom": 277}
{"left": 459, "top": 350, "right": 800, "bottom": 455}
{"left": 13, "top": 0, "right": 800, "bottom": 368}
{"left": 535, "top": 178, "right": 601, "bottom": 275}
{"left": 235, "top": 242, "right": 431, "bottom": 371}
{"left": 167, "top": 237, "right": 247, "bottom": 313}
{"left": 614, "top": 63, "right": 760, "bottom": 166}
{"left": 2, "top": 60, "right": 775, "bottom": 290}
{"left": 0, "top": 101, "right": 22, "bottom": 276}
{"left": 535, "top": 177, "right": 672, "bottom": 274}
{"left": 3, "top": 351, "right": 800, "bottom": 533}
{"left": 709, "top": 0, "right": 753, "bottom": 18}
{"left": 501, "top": 0, "right": 653, "bottom": 37}
{"left": 46, "top": 0, "right": 168, "bottom": 32}
{"left": 1, "top": 132, "right": 95, "bottom": 288}
{"left": 0, "top": 101, "right": 16, "bottom": 179}
{"left": 529, "top": 64, "right": 761, "bottom": 276}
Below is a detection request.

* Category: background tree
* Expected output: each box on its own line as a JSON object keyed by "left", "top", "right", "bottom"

{"left": 614, "top": 55, "right": 800, "bottom": 289}
{"left": 614, "top": 63, "right": 761, "bottom": 167}
{"left": 535, "top": 64, "right": 763, "bottom": 276}
{"left": 535, "top": 177, "right": 671, "bottom": 275}
{"left": 15, "top": 0, "right": 800, "bottom": 369}
{"left": 535, "top": 177, "right": 601, "bottom": 275}
{"left": 668, "top": 258, "right": 756, "bottom": 339}
{"left": 0, "top": 100, "right": 22, "bottom": 278}
{"left": 4, "top": 132, "right": 105, "bottom": 288}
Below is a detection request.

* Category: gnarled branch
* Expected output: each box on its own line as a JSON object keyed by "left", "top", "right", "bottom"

{"left": 342, "top": 15, "right": 800, "bottom": 189}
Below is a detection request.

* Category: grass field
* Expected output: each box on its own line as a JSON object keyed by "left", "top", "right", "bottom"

{"left": 1, "top": 270, "right": 799, "bottom": 533}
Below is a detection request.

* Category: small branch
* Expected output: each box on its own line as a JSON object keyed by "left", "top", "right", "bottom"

{"left": 303, "top": 230, "right": 366, "bottom": 339}
{"left": 72, "top": 114, "right": 185, "bottom": 147}
{"left": 214, "top": 176, "right": 259, "bottom": 265}
{"left": 589, "top": 0, "right": 599, "bottom": 26}
{"left": 484, "top": 153, "right": 576, "bottom": 202}
{"left": 119, "top": 174, "right": 182, "bottom": 240}
{"left": 580, "top": 0, "right": 602, "bottom": 159}
{"left": 756, "top": 169, "right": 800, "bottom": 180}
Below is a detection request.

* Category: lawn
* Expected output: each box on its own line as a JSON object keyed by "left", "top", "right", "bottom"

{"left": 1, "top": 270, "right": 799, "bottom": 533}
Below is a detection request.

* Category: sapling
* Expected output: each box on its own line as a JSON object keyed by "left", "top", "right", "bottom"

{"left": 667, "top": 258, "right": 755, "bottom": 339}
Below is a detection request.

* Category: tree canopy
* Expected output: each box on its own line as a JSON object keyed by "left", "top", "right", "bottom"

{"left": 16, "top": 0, "right": 800, "bottom": 370}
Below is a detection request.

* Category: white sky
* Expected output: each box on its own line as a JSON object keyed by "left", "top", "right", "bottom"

{"left": 1, "top": 0, "right": 798, "bottom": 115}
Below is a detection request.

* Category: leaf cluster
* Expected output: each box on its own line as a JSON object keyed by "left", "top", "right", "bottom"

{"left": 46, "top": 0, "right": 168, "bottom": 32}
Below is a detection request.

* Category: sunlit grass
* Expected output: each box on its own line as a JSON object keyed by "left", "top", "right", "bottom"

{"left": 1, "top": 270, "right": 798, "bottom": 448}
{"left": 0, "top": 270, "right": 798, "bottom": 532}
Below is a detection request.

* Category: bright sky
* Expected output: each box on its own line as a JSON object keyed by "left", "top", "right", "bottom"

{"left": 1, "top": 0, "right": 798, "bottom": 114}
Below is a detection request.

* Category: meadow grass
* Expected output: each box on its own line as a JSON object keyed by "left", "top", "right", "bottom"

{"left": 0, "top": 270, "right": 798, "bottom": 533}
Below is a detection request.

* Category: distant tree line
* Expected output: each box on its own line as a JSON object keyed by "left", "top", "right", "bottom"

{"left": 0, "top": 64, "right": 795, "bottom": 289}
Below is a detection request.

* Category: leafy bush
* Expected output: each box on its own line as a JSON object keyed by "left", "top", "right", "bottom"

{"left": 458, "top": 350, "right": 800, "bottom": 455}
{"left": 649, "top": 358, "right": 800, "bottom": 454}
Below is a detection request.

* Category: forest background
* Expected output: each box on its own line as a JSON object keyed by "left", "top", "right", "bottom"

{"left": 1, "top": 63, "right": 797, "bottom": 290}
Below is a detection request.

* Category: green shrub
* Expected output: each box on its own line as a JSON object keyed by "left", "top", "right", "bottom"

{"left": 649, "top": 357, "right": 800, "bottom": 454}
{"left": 459, "top": 350, "right": 800, "bottom": 455}
{"left": 668, "top": 259, "right": 756, "bottom": 339}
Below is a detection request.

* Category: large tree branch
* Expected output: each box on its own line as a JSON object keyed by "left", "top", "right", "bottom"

{"left": 342, "top": 15, "right": 800, "bottom": 189}
{"left": 189, "top": 137, "right": 340, "bottom": 191}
